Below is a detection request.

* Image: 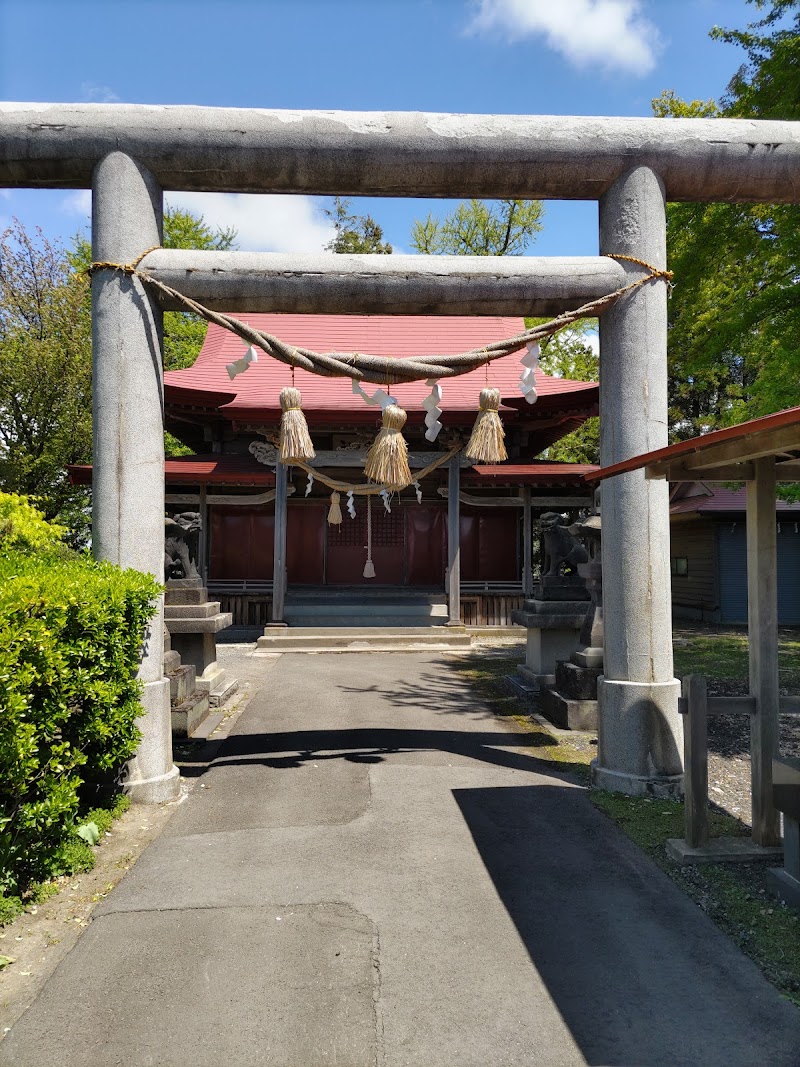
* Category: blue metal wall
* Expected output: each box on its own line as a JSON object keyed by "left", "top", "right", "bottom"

{"left": 718, "top": 522, "right": 800, "bottom": 624}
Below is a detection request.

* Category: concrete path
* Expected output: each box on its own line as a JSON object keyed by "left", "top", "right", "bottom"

{"left": 3, "top": 651, "right": 800, "bottom": 1067}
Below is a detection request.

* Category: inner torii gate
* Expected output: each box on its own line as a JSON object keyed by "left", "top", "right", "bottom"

{"left": 2, "top": 104, "right": 798, "bottom": 803}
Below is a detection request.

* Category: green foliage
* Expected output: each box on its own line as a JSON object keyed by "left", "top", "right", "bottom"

{"left": 0, "top": 221, "right": 93, "bottom": 542}
{"left": 525, "top": 318, "right": 600, "bottom": 464}
{"left": 325, "top": 197, "right": 392, "bottom": 253}
{"left": 0, "top": 549, "right": 159, "bottom": 896}
{"left": 411, "top": 198, "right": 543, "bottom": 256}
{"left": 653, "top": 3, "right": 800, "bottom": 498}
{"left": 70, "top": 205, "right": 237, "bottom": 373}
{"left": 0, "top": 491, "right": 67, "bottom": 553}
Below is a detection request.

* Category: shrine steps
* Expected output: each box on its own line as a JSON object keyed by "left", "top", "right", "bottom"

{"left": 283, "top": 590, "right": 450, "bottom": 630}
{"left": 255, "top": 625, "right": 471, "bottom": 654}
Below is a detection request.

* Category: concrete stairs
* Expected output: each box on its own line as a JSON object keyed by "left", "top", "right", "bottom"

{"left": 283, "top": 588, "right": 450, "bottom": 629}
{"left": 256, "top": 625, "right": 471, "bottom": 654}
{"left": 254, "top": 588, "right": 471, "bottom": 653}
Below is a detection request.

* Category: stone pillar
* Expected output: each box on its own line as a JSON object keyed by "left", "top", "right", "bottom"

{"left": 92, "top": 152, "right": 180, "bottom": 803}
{"left": 447, "top": 456, "right": 461, "bottom": 625}
{"left": 521, "top": 487, "right": 533, "bottom": 597}
{"left": 593, "top": 166, "right": 683, "bottom": 798}
{"left": 270, "top": 460, "right": 288, "bottom": 625}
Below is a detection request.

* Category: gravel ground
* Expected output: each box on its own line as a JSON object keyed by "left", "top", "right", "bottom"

{"left": 706, "top": 684, "right": 800, "bottom": 827}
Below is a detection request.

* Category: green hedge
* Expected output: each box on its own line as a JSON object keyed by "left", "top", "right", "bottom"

{"left": 0, "top": 549, "right": 160, "bottom": 896}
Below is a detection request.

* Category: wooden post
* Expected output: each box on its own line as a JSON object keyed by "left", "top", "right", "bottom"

{"left": 447, "top": 456, "right": 461, "bottom": 625}
{"left": 198, "top": 483, "right": 208, "bottom": 586}
{"left": 270, "top": 460, "right": 288, "bottom": 626}
{"left": 747, "top": 456, "right": 781, "bottom": 845}
{"left": 522, "top": 487, "right": 533, "bottom": 598}
{"left": 683, "top": 675, "right": 709, "bottom": 850}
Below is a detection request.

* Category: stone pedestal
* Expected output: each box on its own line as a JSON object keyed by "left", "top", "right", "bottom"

{"left": 541, "top": 661, "right": 602, "bottom": 730}
{"left": 512, "top": 598, "right": 588, "bottom": 687}
{"left": 164, "top": 579, "right": 237, "bottom": 707}
{"left": 540, "top": 533, "right": 604, "bottom": 730}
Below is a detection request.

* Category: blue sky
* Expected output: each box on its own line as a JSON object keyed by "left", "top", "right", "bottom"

{"left": 0, "top": 0, "right": 760, "bottom": 257}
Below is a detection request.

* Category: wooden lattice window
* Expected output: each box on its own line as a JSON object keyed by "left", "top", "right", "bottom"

{"left": 328, "top": 507, "right": 404, "bottom": 547}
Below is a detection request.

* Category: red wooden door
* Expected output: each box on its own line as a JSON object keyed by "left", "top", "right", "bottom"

{"left": 460, "top": 508, "right": 519, "bottom": 582}
{"left": 209, "top": 506, "right": 274, "bottom": 580}
{"left": 286, "top": 505, "right": 325, "bottom": 584}
{"left": 326, "top": 503, "right": 405, "bottom": 585}
{"left": 406, "top": 505, "right": 446, "bottom": 585}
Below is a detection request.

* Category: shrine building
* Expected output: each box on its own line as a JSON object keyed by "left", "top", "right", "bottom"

{"left": 98, "top": 313, "right": 598, "bottom": 627}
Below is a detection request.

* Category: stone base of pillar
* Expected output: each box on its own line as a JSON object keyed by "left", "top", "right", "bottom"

{"left": 591, "top": 762, "right": 683, "bottom": 800}
{"left": 125, "top": 764, "right": 183, "bottom": 805}
{"left": 593, "top": 677, "right": 683, "bottom": 798}
{"left": 124, "top": 678, "right": 182, "bottom": 804}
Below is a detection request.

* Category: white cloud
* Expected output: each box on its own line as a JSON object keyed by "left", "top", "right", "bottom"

{"left": 466, "top": 0, "right": 659, "bottom": 76}
{"left": 166, "top": 192, "right": 335, "bottom": 253}
{"left": 61, "top": 190, "right": 91, "bottom": 218}
{"left": 81, "top": 82, "right": 120, "bottom": 103}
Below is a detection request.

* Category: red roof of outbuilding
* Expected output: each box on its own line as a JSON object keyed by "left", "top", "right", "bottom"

{"left": 587, "top": 405, "right": 800, "bottom": 482}
{"left": 164, "top": 314, "right": 597, "bottom": 424}
{"left": 670, "top": 486, "right": 800, "bottom": 515}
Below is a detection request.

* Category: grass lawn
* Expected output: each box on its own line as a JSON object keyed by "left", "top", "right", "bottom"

{"left": 673, "top": 624, "right": 800, "bottom": 690}
{"left": 455, "top": 645, "right": 800, "bottom": 1008}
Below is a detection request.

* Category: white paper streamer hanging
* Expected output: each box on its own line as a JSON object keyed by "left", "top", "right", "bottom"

{"left": 226, "top": 344, "right": 258, "bottom": 381}
{"left": 413, "top": 481, "right": 423, "bottom": 504}
{"left": 518, "top": 342, "right": 539, "bottom": 404}
{"left": 352, "top": 379, "right": 396, "bottom": 410}
{"left": 305, "top": 472, "right": 314, "bottom": 497}
{"left": 380, "top": 489, "right": 392, "bottom": 513}
{"left": 346, "top": 491, "right": 356, "bottom": 519}
{"left": 422, "top": 379, "right": 443, "bottom": 442}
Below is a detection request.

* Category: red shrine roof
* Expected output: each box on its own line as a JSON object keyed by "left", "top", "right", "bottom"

{"left": 164, "top": 314, "right": 597, "bottom": 425}
{"left": 68, "top": 454, "right": 275, "bottom": 487}
{"left": 464, "top": 463, "right": 599, "bottom": 487}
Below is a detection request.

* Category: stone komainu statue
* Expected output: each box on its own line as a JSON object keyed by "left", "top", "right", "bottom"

{"left": 540, "top": 511, "right": 589, "bottom": 577}
{"left": 164, "top": 512, "right": 202, "bottom": 580}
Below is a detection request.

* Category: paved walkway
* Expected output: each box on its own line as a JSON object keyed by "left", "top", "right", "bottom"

{"left": 3, "top": 651, "right": 800, "bottom": 1066}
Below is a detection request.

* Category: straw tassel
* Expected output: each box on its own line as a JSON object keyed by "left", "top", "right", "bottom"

{"left": 327, "top": 491, "right": 343, "bottom": 525}
{"left": 465, "top": 387, "right": 507, "bottom": 463}
{"left": 364, "top": 404, "right": 412, "bottom": 490}
{"left": 278, "top": 386, "right": 315, "bottom": 463}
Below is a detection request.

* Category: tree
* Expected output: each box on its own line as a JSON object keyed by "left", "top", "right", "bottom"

{"left": 325, "top": 197, "right": 392, "bottom": 254}
{"left": 0, "top": 208, "right": 238, "bottom": 541}
{"left": 71, "top": 205, "right": 236, "bottom": 371}
{"left": 654, "top": 2, "right": 800, "bottom": 441}
{"left": 0, "top": 220, "right": 92, "bottom": 542}
{"left": 411, "top": 199, "right": 543, "bottom": 256}
{"left": 528, "top": 319, "right": 600, "bottom": 464}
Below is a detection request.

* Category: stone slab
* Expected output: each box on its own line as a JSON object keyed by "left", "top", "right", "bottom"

{"left": 171, "top": 690, "right": 210, "bottom": 738}
{"left": 166, "top": 612, "right": 233, "bottom": 634}
{"left": 665, "top": 837, "right": 784, "bottom": 866}
{"left": 165, "top": 580, "right": 208, "bottom": 606}
{"left": 767, "top": 867, "right": 800, "bottom": 911}
{"left": 554, "top": 660, "right": 602, "bottom": 701}
{"left": 164, "top": 601, "right": 222, "bottom": 620}
{"left": 540, "top": 689, "right": 598, "bottom": 731}
{"left": 536, "top": 575, "right": 589, "bottom": 602}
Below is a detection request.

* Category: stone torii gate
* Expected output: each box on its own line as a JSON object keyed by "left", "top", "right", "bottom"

{"left": 2, "top": 104, "right": 798, "bottom": 803}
